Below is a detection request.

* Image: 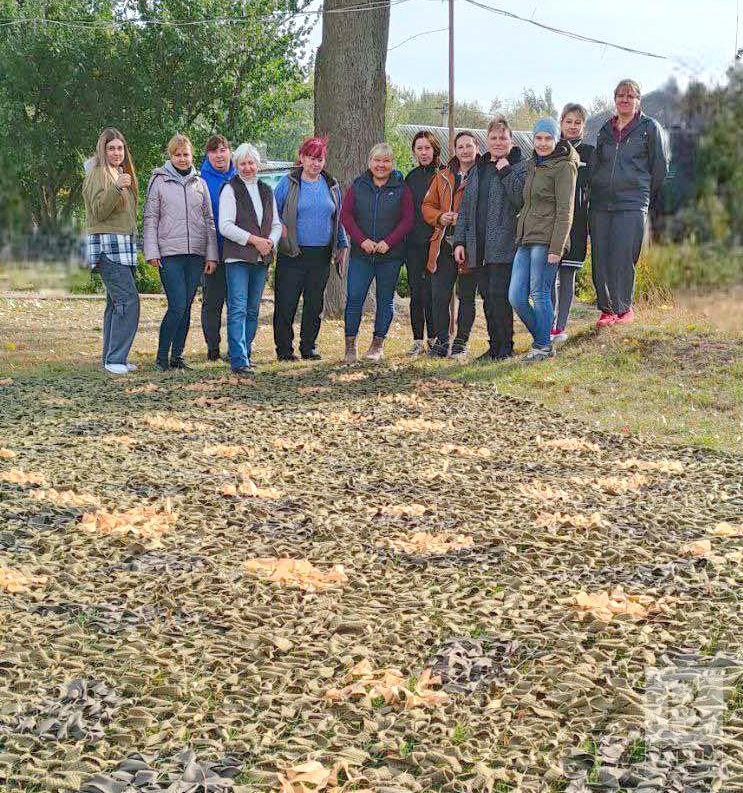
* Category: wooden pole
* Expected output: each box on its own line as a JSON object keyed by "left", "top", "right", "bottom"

{"left": 448, "top": 0, "right": 455, "bottom": 154}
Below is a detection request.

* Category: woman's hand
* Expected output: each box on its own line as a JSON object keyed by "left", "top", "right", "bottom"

{"left": 147, "top": 258, "right": 161, "bottom": 268}
{"left": 454, "top": 245, "right": 466, "bottom": 266}
{"left": 204, "top": 260, "right": 217, "bottom": 275}
{"left": 547, "top": 253, "right": 561, "bottom": 265}
{"left": 495, "top": 158, "right": 510, "bottom": 171}
{"left": 375, "top": 240, "right": 390, "bottom": 255}
{"left": 252, "top": 236, "right": 274, "bottom": 258}
{"left": 360, "top": 239, "right": 376, "bottom": 254}
{"left": 116, "top": 172, "right": 132, "bottom": 189}
{"left": 440, "top": 211, "right": 457, "bottom": 226}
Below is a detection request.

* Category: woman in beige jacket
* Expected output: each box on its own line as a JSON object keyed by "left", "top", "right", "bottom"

{"left": 143, "top": 133, "right": 218, "bottom": 371}
{"left": 82, "top": 127, "right": 140, "bottom": 375}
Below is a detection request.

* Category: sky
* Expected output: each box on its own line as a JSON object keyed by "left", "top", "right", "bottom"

{"left": 306, "top": 0, "right": 738, "bottom": 112}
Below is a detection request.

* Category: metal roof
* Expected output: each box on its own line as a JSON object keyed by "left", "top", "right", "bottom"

{"left": 397, "top": 124, "right": 533, "bottom": 156}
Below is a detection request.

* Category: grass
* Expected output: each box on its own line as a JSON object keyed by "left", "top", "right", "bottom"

{"left": 1, "top": 288, "right": 741, "bottom": 453}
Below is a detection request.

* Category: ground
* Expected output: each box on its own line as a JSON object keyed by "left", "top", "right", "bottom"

{"left": 0, "top": 293, "right": 741, "bottom": 792}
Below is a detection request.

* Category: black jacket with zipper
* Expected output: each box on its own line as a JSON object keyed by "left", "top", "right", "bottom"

{"left": 589, "top": 113, "right": 669, "bottom": 213}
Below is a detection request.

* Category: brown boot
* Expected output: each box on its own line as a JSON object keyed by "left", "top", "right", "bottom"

{"left": 343, "top": 336, "right": 357, "bottom": 364}
{"left": 364, "top": 336, "right": 385, "bottom": 362}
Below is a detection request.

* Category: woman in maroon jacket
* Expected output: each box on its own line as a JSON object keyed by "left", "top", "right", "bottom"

{"left": 340, "top": 143, "right": 414, "bottom": 363}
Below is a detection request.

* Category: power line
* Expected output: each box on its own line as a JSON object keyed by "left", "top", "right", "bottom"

{"left": 389, "top": 25, "right": 447, "bottom": 50}
{"left": 462, "top": 0, "right": 670, "bottom": 60}
{"left": 0, "top": 0, "right": 410, "bottom": 29}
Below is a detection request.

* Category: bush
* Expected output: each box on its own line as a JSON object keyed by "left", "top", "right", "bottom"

{"left": 575, "top": 242, "right": 743, "bottom": 305}
{"left": 396, "top": 264, "right": 409, "bottom": 298}
{"left": 68, "top": 253, "right": 163, "bottom": 295}
{"left": 134, "top": 254, "right": 163, "bottom": 294}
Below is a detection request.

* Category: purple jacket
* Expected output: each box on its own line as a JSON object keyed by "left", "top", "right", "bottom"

{"left": 143, "top": 162, "right": 218, "bottom": 262}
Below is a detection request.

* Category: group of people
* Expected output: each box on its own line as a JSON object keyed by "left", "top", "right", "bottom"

{"left": 82, "top": 78, "right": 669, "bottom": 376}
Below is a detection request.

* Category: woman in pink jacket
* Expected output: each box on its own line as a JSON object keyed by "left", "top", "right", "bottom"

{"left": 143, "top": 133, "right": 218, "bottom": 371}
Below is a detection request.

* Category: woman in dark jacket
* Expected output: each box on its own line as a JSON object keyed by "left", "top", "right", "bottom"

{"left": 550, "top": 103, "right": 594, "bottom": 345}
{"left": 452, "top": 116, "right": 527, "bottom": 361}
{"left": 273, "top": 137, "right": 349, "bottom": 361}
{"left": 404, "top": 131, "right": 441, "bottom": 355}
{"left": 340, "top": 143, "right": 414, "bottom": 363}
{"left": 510, "top": 117, "right": 578, "bottom": 362}
{"left": 589, "top": 79, "right": 669, "bottom": 328}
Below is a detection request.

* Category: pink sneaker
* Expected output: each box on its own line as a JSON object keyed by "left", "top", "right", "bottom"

{"left": 615, "top": 307, "right": 635, "bottom": 325}
{"left": 596, "top": 312, "right": 618, "bottom": 329}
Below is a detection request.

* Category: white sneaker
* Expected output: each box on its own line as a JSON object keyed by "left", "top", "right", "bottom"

{"left": 126, "top": 363, "right": 138, "bottom": 372}
{"left": 104, "top": 364, "right": 130, "bottom": 375}
{"left": 406, "top": 340, "right": 426, "bottom": 356}
{"left": 448, "top": 350, "right": 467, "bottom": 362}
{"left": 551, "top": 330, "right": 569, "bottom": 345}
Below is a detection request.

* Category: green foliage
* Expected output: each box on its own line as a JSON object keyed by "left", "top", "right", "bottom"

{"left": 134, "top": 255, "right": 163, "bottom": 294}
{"left": 68, "top": 269, "right": 103, "bottom": 295}
{"left": 677, "top": 69, "right": 743, "bottom": 244}
{"left": 575, "top": 243, "right": 743, "bottom": 305}
{"left": 396, "top": 264, "right": 410, "bottom": 298}
{"left": 68, "top": 254, "right": 163, "bottom": 294}
{"left": 0, "top": 0, "right": 311, "bottom": 231}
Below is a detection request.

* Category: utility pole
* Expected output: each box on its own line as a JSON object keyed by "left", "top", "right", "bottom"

{"left": 448, "top": 0, "right": 455, "bottom": 154}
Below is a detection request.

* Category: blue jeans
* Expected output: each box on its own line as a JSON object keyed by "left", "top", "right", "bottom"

{"left": 225, "top": 261, "right": 268, "bottom": 368}
{"left": 508, "top": 244, "right": 557, "bottom": 349}
{"left": 99, "top": 255, "right": 140, "bottom": 366}
{"left": 344, "top": 255, "right": 402, "bottom": 338}
{"left": 157, "top": 254, "right": 204, "bottom": 365}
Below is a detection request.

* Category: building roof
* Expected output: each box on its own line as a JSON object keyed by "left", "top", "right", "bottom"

{"left": 397, "top": 124, "right": 533, "bottom": 156}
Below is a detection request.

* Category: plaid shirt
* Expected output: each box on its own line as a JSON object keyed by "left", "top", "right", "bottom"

{"left": 86, "top": 233, "right": 137, "bottom": 269}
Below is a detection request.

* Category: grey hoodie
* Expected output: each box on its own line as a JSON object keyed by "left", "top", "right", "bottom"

{"left": 143, "top": 161, "right": 218, "bottom": 262}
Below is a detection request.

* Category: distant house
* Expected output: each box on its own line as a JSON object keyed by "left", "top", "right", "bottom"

{"left": 396, "top": 124, "right": 533, "bottom": 157}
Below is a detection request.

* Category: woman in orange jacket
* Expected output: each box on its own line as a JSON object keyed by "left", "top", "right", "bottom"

{"left": 421, "top": 131, "right": 479, "bottom": 357}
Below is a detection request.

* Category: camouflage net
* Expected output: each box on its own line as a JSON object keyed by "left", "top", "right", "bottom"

{"left": 0, "top": 362, "right": 741, "bottom": 792}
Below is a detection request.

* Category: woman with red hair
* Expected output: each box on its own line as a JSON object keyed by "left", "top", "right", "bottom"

{"left": 273, "top": 137, "right": 349, "bottom": 360}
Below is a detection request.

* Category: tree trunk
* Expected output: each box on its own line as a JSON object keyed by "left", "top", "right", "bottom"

{"left": 315, "top": 0, "right": 390, "bottom": 318}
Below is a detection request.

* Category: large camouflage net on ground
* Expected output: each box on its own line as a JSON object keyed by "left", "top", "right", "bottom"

{"left": 0, "top": 361, "right": 741, "bottom": 792}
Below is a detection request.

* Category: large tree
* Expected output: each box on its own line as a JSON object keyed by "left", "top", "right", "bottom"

{"left": 314, "top": 0, "right": 390, "bottom": 317}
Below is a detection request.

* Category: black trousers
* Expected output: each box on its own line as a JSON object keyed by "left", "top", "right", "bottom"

{"left": 273, "top": 246, "right": 331, "bottom": 357}
{"left": 406, "top": 242, "right": 435, "bottom": 340}
{"left": 201, "top": 261, "right": 226, "bottom": 354}
{"left": 431, "top": 244, "right": 458, "bottom": 345}
{"left": 454, "top": 263, "right": 513, "bottom": 357}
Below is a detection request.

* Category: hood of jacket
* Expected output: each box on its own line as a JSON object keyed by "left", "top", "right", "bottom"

{"left": 533, "top": 139, "right": 579, "bottom": 168}
{"left": 152, "top": 161, "right": 200, "bottom": 184}
{"left": 200, "top": 157, "right": 237, "bottom": 185}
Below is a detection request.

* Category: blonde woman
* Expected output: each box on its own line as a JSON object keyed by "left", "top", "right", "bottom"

{"left": 218, "top": 143, "right": 282, "bottom": 376}
{"left": 82, "top": 127, "right": 140, "bottom": 375}
{"left": 143, "top": 133, "right": 218, "bottom": 371}
{"left": 339, "top": 143, "right": 414, "bottom": 363}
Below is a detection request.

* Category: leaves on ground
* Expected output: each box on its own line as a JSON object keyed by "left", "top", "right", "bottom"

{"left": 79, "top": 504, "right": 177, "bottom": 547}
{"left": 244, "top": 557, "right": 348, "bottom": 590}
{"left": 0, "top": 565, "right": 47, "bottom": 594}
{"left": 29, "top": 488, "right": 100, "bottom": 508}
{"left": 387, "top": 531, "right": 474, "bottom": 555}
{"left": 325, "top": 660, "right": 447, "bottom": 710}
{"left": 569, "top": 587, "right": 669, "bottom": 622}
{"left": 617, "top": 457, "right": 684, "bottom": 473}
{"left": 0, "top": 468, "right": 48, "bottom": 486}
{"left": 538, "top": 436, "right": 601, "bottom": 453}
{"left": 440, "top": 443, "right": 492, "bottom": 459}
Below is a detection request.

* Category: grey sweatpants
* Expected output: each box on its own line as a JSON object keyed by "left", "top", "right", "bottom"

{"left": 98, "top": 254, "right": 140, "bottom": 366}
{"left": 589, "top": 209, "right": 646, "bottom": 315}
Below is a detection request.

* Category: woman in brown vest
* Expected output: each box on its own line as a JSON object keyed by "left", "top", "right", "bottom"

{"left": 219, "top": 143, "right": 282, "bottom": 375}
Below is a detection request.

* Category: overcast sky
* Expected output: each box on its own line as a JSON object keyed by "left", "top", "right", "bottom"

{"left": 307, "top": 0, "right": 737, "bottom": 111}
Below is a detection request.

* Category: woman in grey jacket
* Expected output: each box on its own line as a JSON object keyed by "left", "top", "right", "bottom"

{"left": 143, "top": 133, "right": 218, "bottom": 371}
{"left": 451, "top": 116, "right": 527, "bottom": 361}
{"left": 589, "top": 79, "right": 669, "bottom": 328}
